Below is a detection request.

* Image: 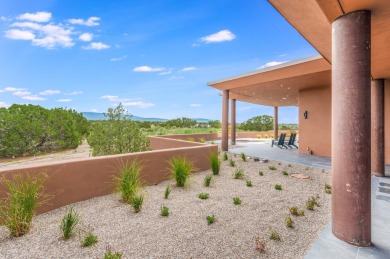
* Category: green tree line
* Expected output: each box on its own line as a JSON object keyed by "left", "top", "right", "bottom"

{"left": 0, "top": 104, "right": 88, "bottom": 158}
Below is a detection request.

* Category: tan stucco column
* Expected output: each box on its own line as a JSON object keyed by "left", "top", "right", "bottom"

{"left": 221, "top": 90, "right": 229, "bottom": 151}
{"left": 332, "top": 10, "right": 371, "bottom": 246}
{"left": 371, "top": 79, "right": 385, "bottom": 177}
{"left": 274, "top": 106, "right": 278, "bottom": 139}
{"left": 231, "top": 99, "right": 236, "bottom": 145}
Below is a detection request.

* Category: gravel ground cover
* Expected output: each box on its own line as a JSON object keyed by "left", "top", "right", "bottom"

{"left": 0, "top": 152, "right": 331, "bottom": 258}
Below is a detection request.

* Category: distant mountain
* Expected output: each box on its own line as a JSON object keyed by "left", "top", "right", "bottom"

{"left": 82, "top": 112, "right": 211, "bottom": 123}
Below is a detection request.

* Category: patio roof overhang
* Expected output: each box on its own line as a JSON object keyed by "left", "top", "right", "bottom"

{"left": 208, "top": 55, "right": 331, "bottom": 107}
{"left": 268, "top": 0, "right": 390, "bottom": 80}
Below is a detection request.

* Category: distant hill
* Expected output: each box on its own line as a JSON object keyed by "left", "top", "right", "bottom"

{"left": 82, "top": 112, "right": 211, "bottom": 123}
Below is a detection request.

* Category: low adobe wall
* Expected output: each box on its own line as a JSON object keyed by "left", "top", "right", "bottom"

{"left": 235, "top": 130, "right": 297, "bottom": 139}
{"left": 0, "top": 136, "right": 218, "bottom": 214}
{"left": 157, "top": 133, "right": 218, "bottom": 142}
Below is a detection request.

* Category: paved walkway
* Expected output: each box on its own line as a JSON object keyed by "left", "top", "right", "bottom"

{"left": 220, "top": 138, "right": 390, "bottom": 258}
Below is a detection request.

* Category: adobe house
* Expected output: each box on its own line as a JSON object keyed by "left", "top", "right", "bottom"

{"left": 209, "top": 0, "right": 390, "bottom": 247}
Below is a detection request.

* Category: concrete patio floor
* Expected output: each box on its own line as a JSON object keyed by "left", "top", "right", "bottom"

{"left": 218, "top": 138, "right": 390, "bottom": 258}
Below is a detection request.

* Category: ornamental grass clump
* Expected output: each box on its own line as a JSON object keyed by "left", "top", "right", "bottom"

{"left": 259, "top": 171, "right": 264, "bottom": 176}
{"left": 306, "top": 196, "right": 320, "bottom": 210}
{"left": 285, "top": 215, "right": 294, "bottom": 228}
{"left": 240, "top": 153, "right": 247, "bottom": 162}
{"left": 104, "top": 245, "right": 122, "bottom": 259}
{"left": 234, "top": 168, "right": 245, "bottom": 179}
{"left": 229, "top": 158, "right": 236, "bottom": 167}
{"left": 0, "top": 173, "right": 50, "bottom": 237}
{"left": 81, "top": 232, "right": 98, "bottom": 247}
{"left": 204, "top": 175, "right": 212, "bottom": 187}
{"left": 60, "top": 207, "right": 80, "bottom": 240}
{"left": 289, "top": 206, "right": 305, "bottom": 216}
{"left": 269, "top": 228, "right": 281, "bottom": 241}
{"left": 160, "top": 205, "right": 169, "bottom": 217}
{"left": 114, "top": 160, "right": 142, "bottom": 204}
{"left": 275, "top": 184, "right": 282, "bottom": 190}
{"left": 223, "top": 152, "right": 228, "bottom": 161}
{"left": 198, "top": 193, "right": 209, "bottom": 200}
{"left": 206, "top": 215, "right": 216, "bottom": 225}
{"left": 246, "top": 180, "right": 253, "bottom": 187}
{"left": 168, "top": 156, "right": 194, "bottom": 187}
{"left": 131, "top": 194, "right": 144, "bottom": 213}
{"left": 268, "top": 165, "right": 276, "bottom": 171}
{"left": 164, "top": 185, "right": 171, "bottom": 199}
{"left": 233, "top": 197, "right": 241, "bottom": 205}
{"left": 282, "top": 171, "right": 288, "bottom": 176}
{"left": 209, "top": 152, "right": 221, "bottom": 175}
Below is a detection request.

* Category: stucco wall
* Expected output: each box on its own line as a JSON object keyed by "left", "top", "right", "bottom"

{"left": 235, "top": 130, "right": 297, "bottom": 139}
{"left": 385, "top": 79, "right": 390, "bottom": 164}
{"left": 157, "top": 133, "right": 218, "bottom": 142}
{"left": 298, "top": 86, "right": 331, "bottom": 157}
{"left": 0, "top": 136, "right": 218, "bottom": 214}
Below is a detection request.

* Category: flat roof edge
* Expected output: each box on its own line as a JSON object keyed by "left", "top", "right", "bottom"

{"left": 207, "top": 54, "right": 324, "bottom": 86}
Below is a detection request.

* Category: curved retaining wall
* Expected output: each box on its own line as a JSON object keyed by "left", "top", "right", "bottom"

{"left": 0, "top": 136, "right": 218, "bottom": 214}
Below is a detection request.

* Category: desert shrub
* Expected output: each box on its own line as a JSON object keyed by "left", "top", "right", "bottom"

{"left": 168, "top": 156, "right": 194, "bottom": 187}
{"left": 234, "top": 168, "right": 245, "bottom": 179}
{"left": 290, "top": 206, "right": 305, "bottom": 216}
{"left": 306, "top": 196, "right": 320, "bottom": 210}
{"left": 229, "top": 159, "right": 236, "bottom": 167}
{"left": 204, "top": 175, "right": 212, "bottom": 187}
{"left": 209, "top": 152, "right": 221, "bottom": 175}
{"left": 164, "top": 185, "right": 171, "bottom": 199}
{"left": 223, "top": 152, "right": 228, "bottom": 161}
{"left": 198, "top": 193, "right": 209, "bottom": 200}
{"left": 285, "top": 215, "right": 294, "bottom": 228}
{"left": 206, "top": 215, "right": 216, "bottom": 225}
{"left": 233, "top": 197, "right": 241, "bottom": 205}
{"left": 282, "top": 171, "right": 288, "bottom": 176}
{"left": 240, "top": 153, "right": 247, "bottom": 162}
{"left": 325, "top": 184, "right": 332, "bottom": 194}
{"left": 104, "top": 245, "right": 122, "bottom": 259}
{"left": 160, "top": 205, "right": 169, "bottom": 217}
{"left": 246, "top": 180, "right": 253, "bottom": 187}
{"left": 81, "top": 232, "right": 98, "bottom": 247}
{"left": 88, "top": 103, "right": 150, "bottom": 156}
{"left": 0, "top": 173, "right": 50, "bottom": 237}
{"left": 268, "top": 165, "right": 276, "bottom": 170}
{"left": 60, "top": 207, "right": 79, "bottom": 240}
{"left": 255, "top": 236, "right": 266, "bottom": 253}
{"left": 259, "top": 171, "right": 264, "bottom": 176}
{"left": 269, "top": 229, "right": 281, "bottom": 241}
{"left": 114, "top": 160, "right": 142, "bottom": 204}
{"left": 275, "top": 184, "right": 282, "bottom": 190}
{"left": 131, "top": 194, "right": 144, "bottom": 213}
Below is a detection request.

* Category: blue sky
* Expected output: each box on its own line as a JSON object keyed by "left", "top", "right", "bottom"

{"left": 0, "top": 0, "right": 317, "bottom": 123}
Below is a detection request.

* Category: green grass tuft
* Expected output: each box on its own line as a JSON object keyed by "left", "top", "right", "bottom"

{"left": 285, "top": 215, "right": 294, "bottom": 228}
{"left": 160, "top": 205, "right": 169, "bottom": 217}
{"left": 206, "top": 215, "right": 216, "bottom": 225}
{"left": 81, "top": 232, "right": 98, "bottom": 247}
{"left": 268, "top": 165, "right": 277, "bottom": 170}
{"left": 204, "top": 175, "right": 212, "bottom": 187}
{"left": 233, "top": 197, "right": 241, "bottom": 205}
{"left": 325, "top": 184, "right": 332, "bottom": 194}
{"left": 282, "top": 171, "right": 288, "bottom": 176}
{"left": 168, "top": 156, "right": 194, "bottom": 187}
{"left": 198, "top": 193, "right": 209, "bottom": 200}
{"left": 259, "top": 171, "right": 264, "bottom": 176}
{"left": 104, "top": 245, "right": 122, "bottom": 259}
{"left": 269, "top": 229, "right": 281, "bottom": 241}
{"left": 209, "top": 152, "right": 221, "bottom": 175}
{"left": 240, "top": 153, "right": 247, "bottom": 162}
{"left": 246, "top": 180, "right": 253, "bottom": 187}
{"left": 306, "top": 196, "right": 320, "bottom": 210}
{"left": 223, "top": 152, "right": 228, "bottom": 161}
{"left": 60, "top": 207, "right": 79, "bottom": 240}
{"left": 164, "top": 185, "right": 171, "bottom": 199}
{"left": 234, "top": 168, "right": 245, "bottom": 179}
{"left": 131, "top": 194, "right": 144, "bottom": 213}
{"left": 275, "top": 184, "right": 282, "bottom": 190}
{"left": 229, "top": 158, "right": 236, "bottom": 167}
{"left": 114, "top": 160, "right": 142, "bottom": 204}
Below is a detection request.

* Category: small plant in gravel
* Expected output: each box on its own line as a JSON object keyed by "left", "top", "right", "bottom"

{"left": 269, "top": 228, "right": 281, "bottom": 241}
{"left": 259, "top": 171, "right": 264, "bottom": 176}
{"left": 131, "top": 194, "right": 144, "bottom": 213}
{"left": 289, "top": 206, "right": 305, "bottom": 216}
{"left": 234, "top": 168, "right": 245, "bottom": 179}
{"left": 104, "top": 245, "right": 122, "bottom": 259}
{"left": 278, "top": 162, "right": 282, "bottom": 165}
{"left": 168, "top": 156, "right": 194, "bottom": 187}
{"left": 275, "top": 184, "right": 282, "bottom": 190}
{"left": 209, "top": 152, "right": 221, "bottom": 175}
{"left": 282, "top": 170, "right": 288, "bottom": 176}
{"left": 285, "top": 215, "right": 294, "bottom": 228}
{"left": 60, "top": 207, "right": 80, "bottom": 240}
{"left": 160, "top": 205, "right": 169, "bottom": 217}
{"left": 246, "top": 180, "right": 253, "bottom": 187}
{"left": 325, "top": 184, "right": 332, "bottom": 194}
{"left": 204, "top": 175, "right": 212, "bottom": 187}
{"left": 233, "top": 197, "right": 242, "bottom": 205}
{"left": 114, "top": 160, "right": 142, "bottom": 204}
{"left": 288, "top": 164, "right": 292, "bottom": 167}
{"left": 255, "top": 236, "right": 267, "bottom": 253}
{"left": 198, "top": 193, "right": 209, "bottom": 200}
{"left": 229, "top": 158, "right": 236, "bottom": 167}
{"left": 164, "top": 185, "right": 171, "bottom": 199}
{"left": 206, "top": 215, "right": 216, "bottom": 225}
{"left": 240, "top": 153, "right": 247, "bottom": 162}
{"left": 0, "top": 173, "right": 51, "bottom": 237}
{"left": 81, "top": 232, "right": 98, "bottom": 247}
{"left": 268, "top": 165, "right": 276, "bottom": 170}
{"left": 223, "top": 152, "right": 228, "bottom": 161}
{"left": 306, "top": 196, "right": 320, "bottom": 210}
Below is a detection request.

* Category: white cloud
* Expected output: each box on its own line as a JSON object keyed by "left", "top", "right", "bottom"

{"left": 122, "top": 101, "right": 155, "bottom": 108}
{"left": 68, "top": 17, "right": 100, "bottom": 26}
{"left": 18, "top": 12, "right": 52, "bottom": 23}
{"left": 200, "top": 30, "right": 236, "bottom": 43}
{"left": 133, "top": 66, "right": 164, "bottom": 72}
{"left": 158, "top": 71, "right": 172, "bottom": 75}
{"left": 1, "top": 87, "right": 26, "bottom": 92}
{"left": 190, "top": 104, "right": 202, "bottom": 107}
{"left": 56, "top": 98, "right": 72, "bottom": 102}
{"left": 13, "top": 91, "right": 31, "bottom": 96}
{"left": 1, "top": 16, "right": 10, "bottom": 22}
{"left": 169, "top": 76, "right": 184, "bottom": 80}
{"left": 65, "top": 91, "right": 83, "bottom": 95}
{"left": 258, "top": 61, "right": 288, "bottom": 69}
{"left": 91, "top": 109, "right": 98, "bottom": 112}
{"left": 79, "top": 33, "right": 93, "bottom": 42}
{"left": 110, "top": 55, "right": 127, "bottom": 62}
{"left": 7, "top": 22, "right": 74, "bottom": 48}
{"left": 181, "top": 67, "right": 196, "bottom": 72}
{"left": 5, "top": 29, "right": 35, "bottom": 40}
{"left": 83, "top": 42, "right": 111, "bottom": 50}
{"left": 22, "top": 95, "right": 46, "bottom": 101}
{"left": 40, "top": 90, "right": 60, "bottom": 95}
{"left": 0, "top": 101, "right": 10, "bottom": 108}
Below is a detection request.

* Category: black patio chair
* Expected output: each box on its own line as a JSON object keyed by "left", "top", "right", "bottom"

{"left": 285, "top": 133, "right": 298, "bottom": 149}
{"left": 271, "top": 133, "right": 287, "bottom": 148}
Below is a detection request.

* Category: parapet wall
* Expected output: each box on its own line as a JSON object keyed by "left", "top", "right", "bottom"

{"left": 0, "top": 136, "right": 218, "bottom": 214}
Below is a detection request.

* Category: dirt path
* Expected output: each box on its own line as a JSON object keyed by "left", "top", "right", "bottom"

{"left": 0, "top": 140, "right": 91, "bottom": 170}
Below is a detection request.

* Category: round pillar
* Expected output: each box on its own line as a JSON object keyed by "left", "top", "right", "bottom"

{"left": 231, "top": 99, "right": 236, "bottom": 145}
{"left": 371, "top": 79, "right": 385, "bottom": 177}
{"left": 221, "top": 90, "right": 229, "bottom": 151}
{"left": 332, "top": 10, "right": 371, "bottom": 246}
{"left": 274, "top": 106, "right": 278, "bottom": 139}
